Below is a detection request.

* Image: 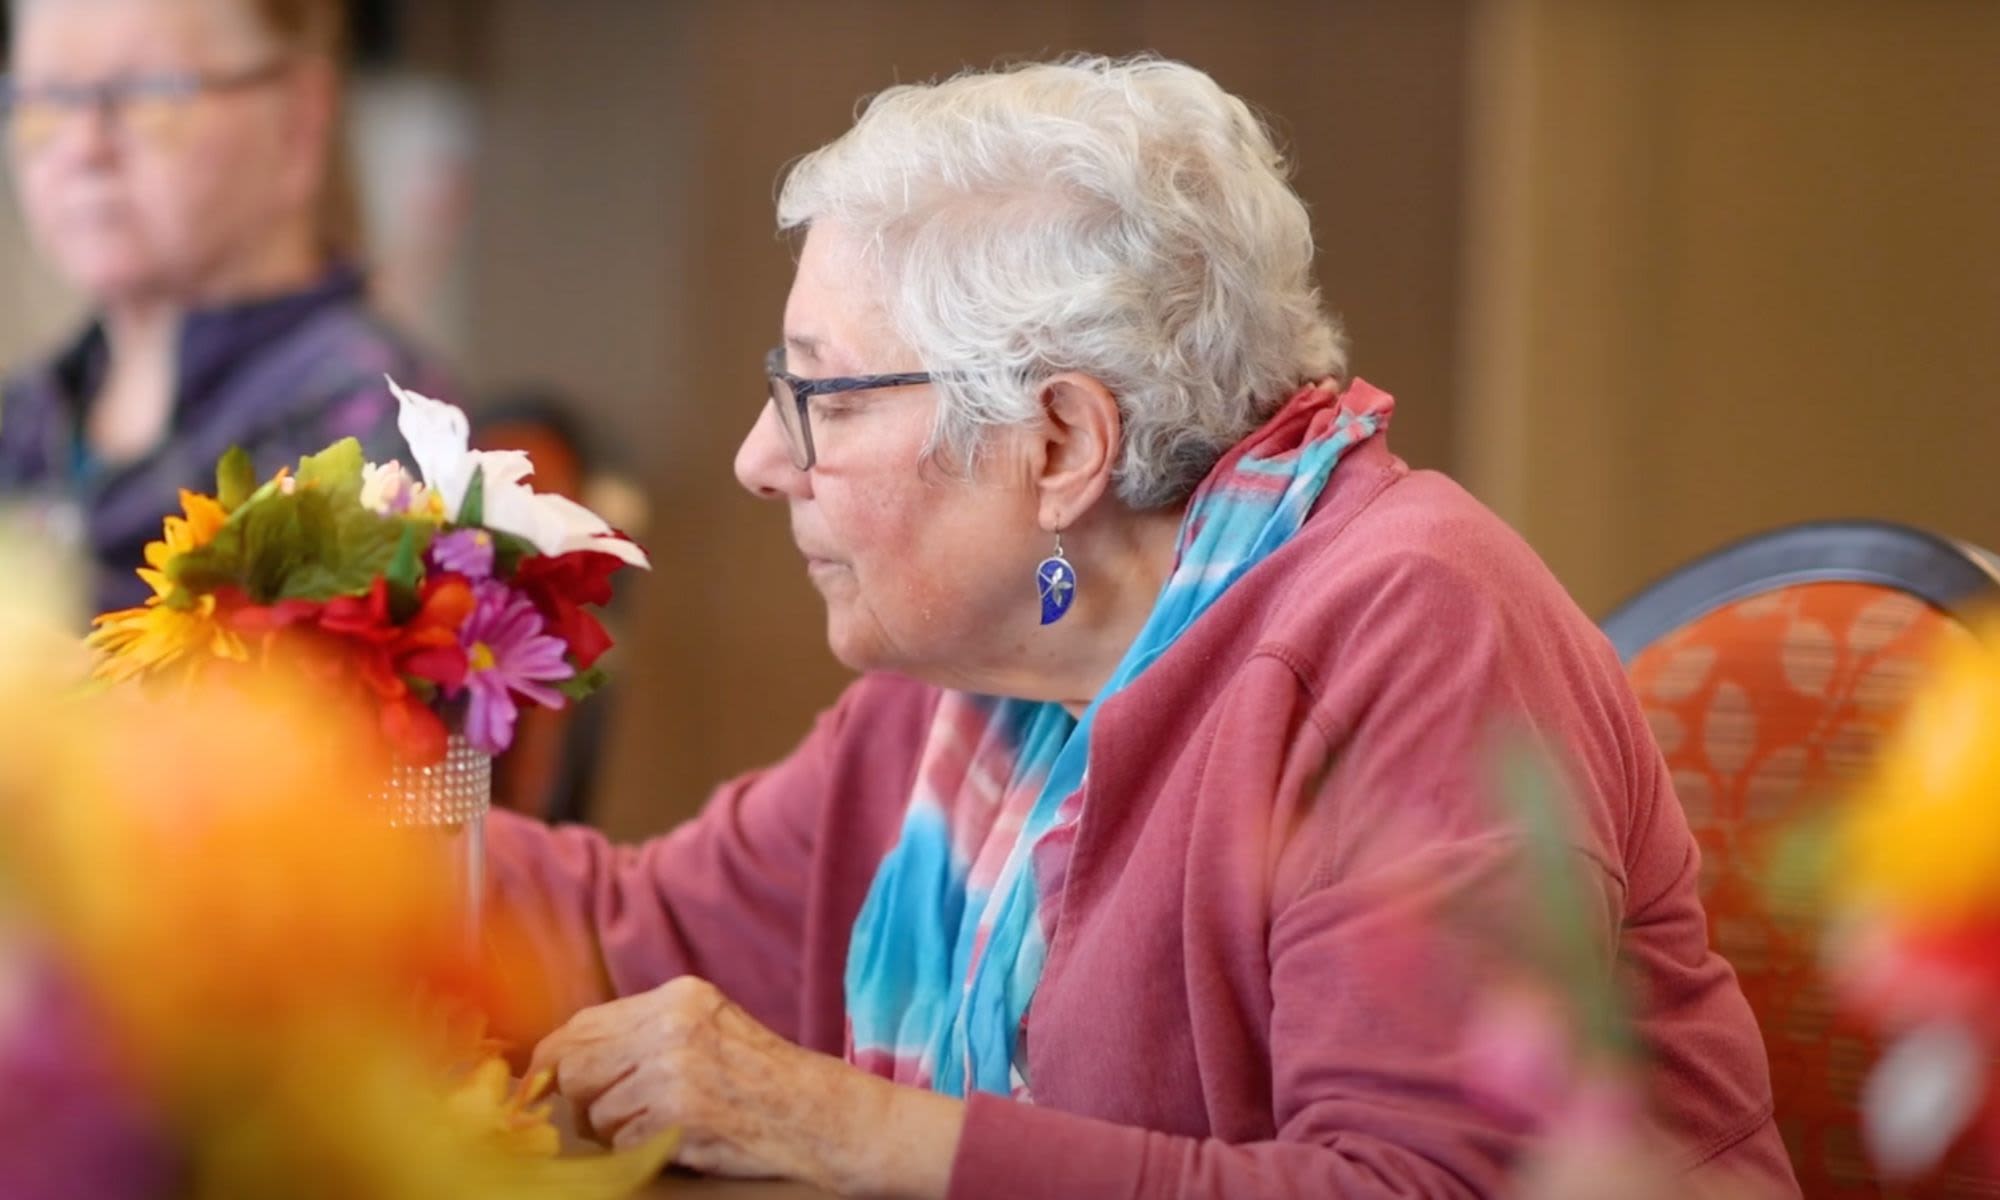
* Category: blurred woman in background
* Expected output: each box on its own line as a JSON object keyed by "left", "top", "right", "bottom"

{"left": 0, "top": 0, "right": 453, "bottom": 615}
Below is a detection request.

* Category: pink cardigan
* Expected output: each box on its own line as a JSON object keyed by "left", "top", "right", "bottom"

{"left": 488, "top": 438, "right": 1800, "bottom": 1198}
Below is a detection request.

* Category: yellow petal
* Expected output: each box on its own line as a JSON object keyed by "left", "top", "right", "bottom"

{"left": 180, "top": 490, "right": 228, "bottom": 546}
{"left": 485, "top": 1129, "right": 681, "bottom": 1200}
{"left": 1837, "top": 622, "right": 2000, "bottom": 920}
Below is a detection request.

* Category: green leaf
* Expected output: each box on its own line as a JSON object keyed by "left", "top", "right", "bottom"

{"left": 384, "top": 522, "right": 425, "bottom": 622}
{"left": 295, "top": 437, "right": 365, "bottom": 500}
{"left": 491, "top": 530, "right": 537, "bottom": 578}
{"left": 216, "top": 446, "right": 256, "bottom": 512}
{"left": 169, "top": 492, "right": 293, "bottom": 600}
{"left": 458, "top": 462, "right": 485, "bottom": 527}
{"left": 232, "top": 473, "right": 288, "bottom": 517}
{"left": 555, "top": 662, "right": 609, "bottom": 703}
{"left": 275, "top": 504, "right": 421, "bottom": 602}
{"left": 172, "top": 489, "right": 318, "bottom": 601}
{"left": 168, "top": 486, "right": 431, "bottom": 605}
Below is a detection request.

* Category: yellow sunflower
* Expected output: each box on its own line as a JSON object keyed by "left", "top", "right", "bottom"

{"left": 86, "top": 490, "right": 241, "bottom": 682}
{"left": 136, "top": 489, "right": 228, "bottom": 601}
{"left": 86, "top": 593, "right": 247, "bottom": 683}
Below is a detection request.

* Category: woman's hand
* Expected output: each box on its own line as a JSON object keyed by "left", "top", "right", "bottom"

{"left": 528, "top": 975, "right": 964, "bottom": 1198}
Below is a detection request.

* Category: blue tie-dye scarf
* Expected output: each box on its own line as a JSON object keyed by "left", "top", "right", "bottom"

{"left": 843, "top": 378, "right": 1392, "bottom": 1098}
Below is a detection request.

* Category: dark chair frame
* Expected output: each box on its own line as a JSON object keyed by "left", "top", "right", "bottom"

{"left": 1600, "top": 520, "right": 2000, "bottom": 664}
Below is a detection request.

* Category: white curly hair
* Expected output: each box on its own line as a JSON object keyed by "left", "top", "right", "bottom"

{"left": 777, "top": 55, "right": 1348, "bottom": 508}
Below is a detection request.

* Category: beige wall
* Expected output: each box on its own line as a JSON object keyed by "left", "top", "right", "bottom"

{"left": 0, "top": 173, "right": 81, "bottom": 367}
{"left": 1460, "top": 0, "right": 2000, "bottom": 614}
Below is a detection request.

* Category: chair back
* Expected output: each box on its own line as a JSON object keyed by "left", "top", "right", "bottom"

{"left": 1607, "top": 521, "right": 2000, "bottom": 1197}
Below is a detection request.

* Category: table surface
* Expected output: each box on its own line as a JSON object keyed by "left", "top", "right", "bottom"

{"left": 642, "top": 1176, "right": 831, "bottom": 1198}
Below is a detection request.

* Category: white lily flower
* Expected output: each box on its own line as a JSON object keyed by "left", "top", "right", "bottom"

{"left": 484, "top": 476, "right": 652, "bottom": 568}
{"left": 386, "top": 376, "right": 651, "bottom": 569}
{"left": 388, "top": 377, "right": 478, "bottom": 514}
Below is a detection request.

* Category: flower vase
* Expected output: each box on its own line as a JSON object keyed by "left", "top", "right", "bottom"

{"left": 371, "top": 734, "right": 491, "bottom": 946}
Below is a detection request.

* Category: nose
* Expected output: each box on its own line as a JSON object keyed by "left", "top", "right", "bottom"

{"left": 76, "top": 99, "right": 120, "bottom": 160}
{"left": 734, "top": 401, "right": 811, "bottom": 502}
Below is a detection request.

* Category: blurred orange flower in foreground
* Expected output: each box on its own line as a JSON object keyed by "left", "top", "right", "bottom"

{"left": 0, "top": 542, "right": 671, "bottom": 1199}
{"left": 1827, "top": 618, "right": 2000, "bottom": 1179}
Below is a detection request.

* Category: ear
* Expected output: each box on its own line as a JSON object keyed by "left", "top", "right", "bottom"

{"left": 1030, "top": 372, "right": 1121, "bottom": 531}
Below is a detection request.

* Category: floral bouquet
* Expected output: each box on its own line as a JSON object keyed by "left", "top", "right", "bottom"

{"left": 1825, "top": 619, "right": 2000, "bottom": 1180}
{"left": 0, "top": 564, "right": 674, "bottom": 1197}
{"left": 29, "top": 388, "right": 667, "bottom": 1194}
{"left": 86, "top": 379, "right": 648, "bottom": 768}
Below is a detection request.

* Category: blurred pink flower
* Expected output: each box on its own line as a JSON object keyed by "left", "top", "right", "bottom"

{"left": 1461, "top": 983, "right": 1576, "bottom": 1129}
{"left": 0, "top": 950, "right": 173, "bottom": 1200}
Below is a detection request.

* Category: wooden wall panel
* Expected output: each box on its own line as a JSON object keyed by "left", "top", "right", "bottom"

{"left": 1459, "top": 0, "right": 2000, "bottom": 614}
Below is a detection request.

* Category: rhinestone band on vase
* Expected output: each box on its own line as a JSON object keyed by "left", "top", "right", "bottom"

{"left": 370, "top": 733, "right": 491, "bottom": 946}
{"left": 374, "top": 735, "right": 492, "bottom": 829}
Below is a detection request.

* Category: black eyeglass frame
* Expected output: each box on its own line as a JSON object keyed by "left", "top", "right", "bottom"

{"left": 0, "top": 59, "right": 294, "bottom": 141}
{"left": 764, "top": 346, "right": 938, "bottom": 470}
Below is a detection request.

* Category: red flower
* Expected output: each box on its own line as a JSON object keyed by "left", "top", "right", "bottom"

{"left": 1834, "top": 915, "right": 2000, "bottom": 1036}
{"left": 221, "top": 592, "right": 321, "bottom": 635}
{"left": 510, "top": 551, "right": 622, "bottom": 670}
{"left": 379, "top": 692, "right": 449, "bottom": 767}
{"left": 218, "top": 575, "right": 477, "bottom": 765}
{"left": 320, "top": 576, "right": 476, "bottom": 694}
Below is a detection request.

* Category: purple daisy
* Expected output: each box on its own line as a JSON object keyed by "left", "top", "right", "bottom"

{"left": 452, "top": 582, "right": 573, "bottom": 755}
{"left": 429, "top": 528, "right": 496, "bottom": 580}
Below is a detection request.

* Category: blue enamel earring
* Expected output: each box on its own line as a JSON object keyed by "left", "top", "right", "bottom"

{"left": 1037, "top": 531, "right": 1077, "bottom": 625}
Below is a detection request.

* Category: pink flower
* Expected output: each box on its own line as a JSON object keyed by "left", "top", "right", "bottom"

{"left": 358, "top": 460, "right": 441, "bottom": 519}
{"left": 452, "top": 584, "right": 573, "bottom": 755}
{"left": 429, "top": 528, "right": 496, "bottom": 580}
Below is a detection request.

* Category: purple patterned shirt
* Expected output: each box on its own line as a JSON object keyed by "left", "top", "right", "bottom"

{"left": 0, "top": 265, "right": 455, "bottom": 615}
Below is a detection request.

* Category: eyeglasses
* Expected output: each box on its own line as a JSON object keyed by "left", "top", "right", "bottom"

{"left": 764, "top": 346, "right": 937, "bottom": 471}
{"left": 1, "top": 60, "right": 292, "bottom": 155}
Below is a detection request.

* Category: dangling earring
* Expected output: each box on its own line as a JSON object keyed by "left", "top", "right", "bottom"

{"left": 1037, "top": 530, "right": 1077, "bottom": 626}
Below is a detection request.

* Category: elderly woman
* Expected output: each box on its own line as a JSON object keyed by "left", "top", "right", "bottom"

{"left": 491, "top": 58, "right": 1800, "bottom": 1199}
{"left": 0, "top": 0, "right": 454, "bottom": 615}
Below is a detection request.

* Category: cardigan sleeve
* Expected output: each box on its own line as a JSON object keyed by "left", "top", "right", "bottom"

{"left": 483, "top": 686, "right": 849, "bottom": 1046}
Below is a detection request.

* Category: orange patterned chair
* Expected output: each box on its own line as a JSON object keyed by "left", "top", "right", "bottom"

{"left": 1603, "top": 521, "right": 2000, "bottom": 1198}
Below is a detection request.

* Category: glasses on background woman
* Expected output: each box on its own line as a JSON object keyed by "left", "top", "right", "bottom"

{"left": 0, "top": 58, "right": 294, "bottom": 156}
